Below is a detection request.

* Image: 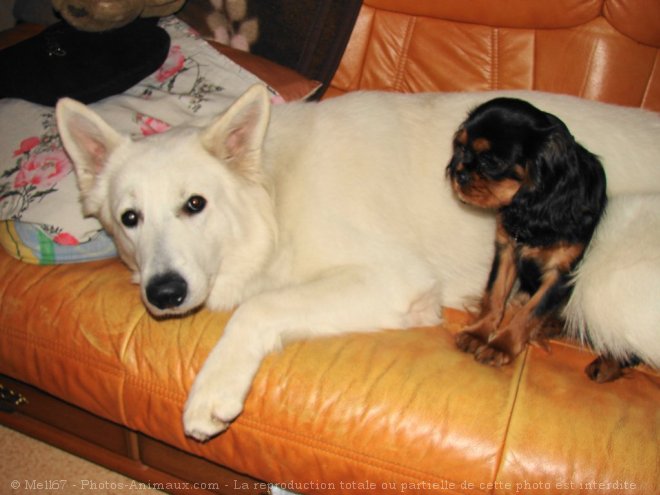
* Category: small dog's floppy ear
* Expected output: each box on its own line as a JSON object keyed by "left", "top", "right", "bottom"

{"left": 523, "top": 120, "right": 606, "bottom": 242}
{"left": 201, "top": 84, "right": 271, "bottom": 181}
{"left": 56, "top": 98, "right": 124, "bottom": 195}
{"left": 526, "top": 122, "right": 572, "bottom": 187}
{"left": 528, "top": 119, "right": 600, "bottom": 194}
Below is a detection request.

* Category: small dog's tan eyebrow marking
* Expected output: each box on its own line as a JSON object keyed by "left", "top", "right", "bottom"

{"left": 473, "top": 138, "right": 491, "bottom": 152}
{"left": 456, "top": 128, "right": 468, "bottom": 145}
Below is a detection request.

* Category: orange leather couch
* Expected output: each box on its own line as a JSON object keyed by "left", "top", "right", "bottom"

{"left": 1, "top": 1, "right": 659, "bottom": 494}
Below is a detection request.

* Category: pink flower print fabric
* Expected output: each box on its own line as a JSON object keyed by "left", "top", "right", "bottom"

{"left": 13, "top": 137, "right": 41, "bottom": 156}
{"left": 156, "top": 45, "right": 186, "bottom": 83}
{"left": 136, "top": 114, "right": 172, "bottom": 136}
{"left": 14, "top": 149, "right": 71, "bottom": 189}
{"left": 1, "top": 110, "right": 73, "bottom": 219}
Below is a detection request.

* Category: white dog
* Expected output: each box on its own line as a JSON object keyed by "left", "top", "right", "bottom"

{"left": 56, "top": 85, "right": 660, "bottom": 441}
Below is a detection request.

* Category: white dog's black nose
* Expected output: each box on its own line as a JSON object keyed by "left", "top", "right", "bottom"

{"left": 146, "top": 272, "right": 188, "bottom": 310}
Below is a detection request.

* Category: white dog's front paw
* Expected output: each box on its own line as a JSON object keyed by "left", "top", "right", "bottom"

{"left": 182, "top": 322, "right": 264, "bottom": 441}
{"left": 183, "top": 388, "right": 244, "bottom": 442}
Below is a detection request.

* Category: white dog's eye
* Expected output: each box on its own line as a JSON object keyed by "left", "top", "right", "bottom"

{"left": 185, "top": 195, "right": 207, "bottom": 214}
{"left": 121, "top": 210, "right": 140, "bottom": 228}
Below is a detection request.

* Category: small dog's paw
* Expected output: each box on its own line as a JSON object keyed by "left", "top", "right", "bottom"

{"left": 473, "top": 328, "right": 527, "bottom": 367}
{"left": 474, "top": 342, "right": 514, "bottom": 367}
{"left": 585, "top": 357, "right": 624, "bottom": 383}
{"left": 456, "top": 317, "right": 498, "bottom": 354}
{"left": 456, "top": 330, "right": 488, "bottom": 354}
{"left": 183, "top": 390, "right": 244, "bottom": 442}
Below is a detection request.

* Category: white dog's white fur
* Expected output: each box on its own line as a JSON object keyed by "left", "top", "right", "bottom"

{"left": 565, "top": 194, "right": 660, "bottom": 369}
{"left": 56, "top": 86, "right": 660, "bottom": 441}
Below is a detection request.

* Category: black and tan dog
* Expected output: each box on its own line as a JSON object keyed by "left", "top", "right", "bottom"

{"left": 447, "top": 97, "right": 607, "bottom": 367}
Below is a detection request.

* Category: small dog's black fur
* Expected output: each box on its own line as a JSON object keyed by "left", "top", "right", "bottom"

{"left": 447, "top": 97, "right": 609, "bottom": 372}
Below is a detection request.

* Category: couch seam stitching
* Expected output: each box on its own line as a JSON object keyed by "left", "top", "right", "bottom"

{"left": 532, "top": 29, "right": 537, "bottom": 89}
{"left": 358, "top": 6, "right": 378, "bottom": 90}
{"left": 579, "top": 34, "right": 599, "bottom": 98}
{"left": 490, "top": 348, "right": 529, "bottom": 490}
{"left": 0, "top": 326, "right": 124, "bottom": 377}
{"left": 236, "top": 416, "right": 489, "bottom": 495}
{"left": 393, "top": 16, "right": 416, "bottom": 91}
{"left": 491, "top": 28, "right": 499, "bottom": 90}
{"left": 639, "top": 52, "right": 657, "bottom": 108}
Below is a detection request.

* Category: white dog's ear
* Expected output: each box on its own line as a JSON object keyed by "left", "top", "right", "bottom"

{"left": 56, "top": 98, "right": 124, "bottom": 194}
{"left": 201, "top": 84, "right": 271, "bottom": 181}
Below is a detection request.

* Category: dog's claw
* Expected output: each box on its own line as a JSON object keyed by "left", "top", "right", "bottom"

{"left": 184, "top": 426, "right": 221, "bottom": 443}
{"left": 530, "top": 336, "right": 552, "bottom": 354}
{"left": 474, "top": 343, "right": 513, "bottom": 367}
{"left": 456, "top": 330, "right": 487, "bottom": 354}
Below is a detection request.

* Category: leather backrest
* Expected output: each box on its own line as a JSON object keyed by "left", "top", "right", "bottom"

{"left": 328, "top": 0, "right": 660, "bottom": 110}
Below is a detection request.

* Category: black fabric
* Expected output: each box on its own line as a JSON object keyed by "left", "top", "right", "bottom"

{"left": 247, "top": 0, "right": 362, "bottom": 99}
{"left": 0, "top": 18, "right": 170, "bottom": 106}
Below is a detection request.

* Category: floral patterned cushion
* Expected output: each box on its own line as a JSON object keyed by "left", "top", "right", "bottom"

{"left": 0, "top": 17, "right": 282, "bottom": 264}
